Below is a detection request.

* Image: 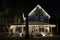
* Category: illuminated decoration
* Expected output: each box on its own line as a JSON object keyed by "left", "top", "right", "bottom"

{"left": 23, "top": 13, "right": 26, "bottom": 21}
{"left": 10, "top": 25, "right": 16, "bottom": 33}
{"left": 23, "top": 4, "right": 51, "bottom": 21}
{"left": 10, "top": 25, "right": 56, "bottom": 37}
{"left": 28, "top": 4, "right": 50, "bottom": 18}
{"left": 40, "top": 32, "right": 46, "bottom": 36}
{"left": 10, "top": 25, "right": 16, "bottom": 30}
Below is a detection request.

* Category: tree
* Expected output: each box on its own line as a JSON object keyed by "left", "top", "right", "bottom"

{"left": 25, "top": 13, "right": 29, "bottom": 38}
{"left": 1, "top": 0, "right": 30, "bottom": 38}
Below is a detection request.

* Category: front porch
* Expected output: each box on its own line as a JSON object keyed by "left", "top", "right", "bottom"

{"left": 10, "top": 25, "right": 56, "bottom": 37}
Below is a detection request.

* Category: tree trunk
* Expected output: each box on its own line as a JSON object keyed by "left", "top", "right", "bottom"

{"left": 25, "top": 14, "right": 29, "bottom": 38}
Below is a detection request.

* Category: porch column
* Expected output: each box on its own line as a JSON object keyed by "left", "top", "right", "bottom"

{"left": 13, "top": 26, "right": 16, "bottom": 34}
{"left": 51, "top": 27, "right": 52, "bottom": 35}
{"left": 47, "top": 25, "right": 49, "bottom": 32}
{"left": 44, "top": 25, "right": 45, "bottom": 33}
{"left": 22, "top": 26, "right": 23, "bottom": 33}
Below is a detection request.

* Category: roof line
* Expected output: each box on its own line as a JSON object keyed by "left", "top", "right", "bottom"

{"left": 28, "top": 4, "right": 51, "bottom": 18}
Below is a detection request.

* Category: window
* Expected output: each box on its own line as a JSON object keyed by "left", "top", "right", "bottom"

{"left": 40, "top": 18, "right": 44, "bottom": 21}
{"left": 45, "top": 29, "right": 48, "bottom": 32}
{"left": 17, "top": 18, "right": 20, "bottom": 23}
{"left": 39, "top": 28, "right": 44, "bottom": 32}
{"left": 16, "top": 27, "right": 22, "bottom": 32}
{"left": 39, "top": 28, "right": 42, "bottom": 32}
{"left": 40, "top": 16, "right": 44, "bottom": 21}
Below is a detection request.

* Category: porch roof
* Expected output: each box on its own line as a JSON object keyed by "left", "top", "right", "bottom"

{"left": 22, "top": 21, "right": 50, "bottom": 25}
{"left": 10, "top": 25, "right": 56, "bottom": 28}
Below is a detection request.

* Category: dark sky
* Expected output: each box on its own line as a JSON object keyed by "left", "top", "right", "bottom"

{"left": 0, "top": 0, "right": 57, "bottom": 13}
{"left": 0, "top": 0, "right": 57, "bottom": 24}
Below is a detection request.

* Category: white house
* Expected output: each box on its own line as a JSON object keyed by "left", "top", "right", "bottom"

{"left": 10, "top": 4, "right": 56, "bottom": 37}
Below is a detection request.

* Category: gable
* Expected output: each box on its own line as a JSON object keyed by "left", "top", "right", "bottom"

{"left": 28, "top": 4, "right": 50, "bottom": 18}
{"left": 28, "top": 13, "right": 48, "bottom": 22}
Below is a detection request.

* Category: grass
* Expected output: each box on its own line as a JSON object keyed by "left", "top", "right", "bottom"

{"left": 0, "top": 35, "right": 60, "bottom": 40}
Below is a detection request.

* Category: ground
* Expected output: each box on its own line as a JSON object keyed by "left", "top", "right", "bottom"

{"left": 0, "top": 35, "right": 60, "bottom": 40}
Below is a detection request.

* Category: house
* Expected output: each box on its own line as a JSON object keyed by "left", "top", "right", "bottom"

{"left": 10, "top": 4, "right": 56, "bottom": 37}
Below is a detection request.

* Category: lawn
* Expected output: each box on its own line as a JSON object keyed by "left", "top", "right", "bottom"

{"left": 0, "top": 36, "right": 60, "bottom": 40}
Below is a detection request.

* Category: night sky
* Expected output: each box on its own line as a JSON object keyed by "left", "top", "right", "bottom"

{"left": 0, "top": 0, "right": 59, "bottom": 34}
{"left": 0, "top": 0, "right": 57, "bottom": 24}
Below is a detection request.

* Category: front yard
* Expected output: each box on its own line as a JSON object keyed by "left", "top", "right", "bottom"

{"left": 0, "top": 35, "right": 60, "bottom": 40}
